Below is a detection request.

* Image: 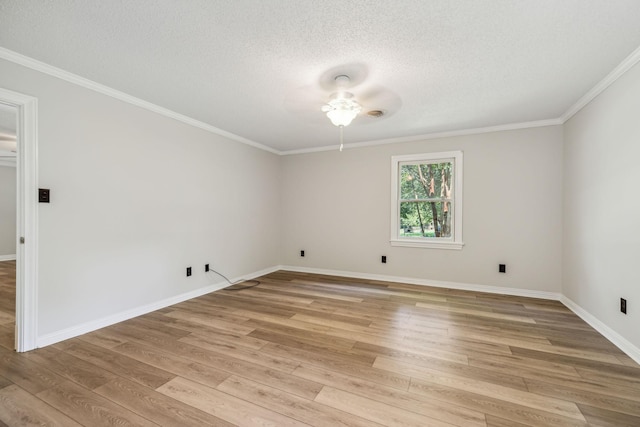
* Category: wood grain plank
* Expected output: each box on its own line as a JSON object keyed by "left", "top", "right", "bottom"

{"left": 248, "top": 329, "right": 370, "bottom": 363}
{"left": 157, "top": 376, "right": 309, "bottom": 426}
{"left": 0, "top": 376, "right": 11, "bottom": 389}
{"left": 293, "top": 363, "right": 486, "bottom": 427}
{"left": 510, "top": 345, "right": 634, "bottom": 368}
{"left": 36, "top": 379, "right": 158, "bottom": 427}
{"left": 63, "top": 340, "right": 175, "bottom": 389}
{"left": 22, "top": 346, "right": 118, "bottom": 390}
{"left": 77, "top": 328, "right": 129, "bottom": 349}
{"left": 0, "top": 384, "right": 83, "bottom": 427}
{"left": 111, "top": 341, "right": 230, "bottom": 388}
{"left": 218, "top": 375, "right": 382, "bottom": 427}
{"left": 468, "top": 352, "right": 582, "bottom": 378}
{"left": 575, "top": 365, "right": 640, "bottom": 390}
{"left": 145, "top": 312, "right": 269, "bottom": 350}
{"left": 374, "top": 356, "right": 585, "bottom": 421}
{"left": 0, "top": 346, "right": 67, "bottom": 395}
{"left": 577, "top": 402, "right": 640, "bottom": 427}
{"left": 262, "top": 342, "right": 411, "bottom": 391}
{"left": 409, "top": 378, "right": 589, "bottom": 426}
{"left": 180, "top": 334, "right": 301, "bottom": 373}
{"left": 255, "top": 282, "right": 365, "bottom": 302}
{"left": 524, "top": 378, "right": 640, "bottom": 416}
{"left": 245, "top": 318, "right": 357, "bottom": 350}
{"left": 165, "top": 310, "right": 256, "bottom": 335}
{"left": 234, "top": 309, "right": 333, "bottom": 334}
{"left": 373, "top": 352, "right": 529, "bottom": 391}
{"left": 314, "top": 386, "right": 458, "bottom": 427}
{"left": 221, "top": 287, "right": 315, "bottom": 305}
{"left": 94, "top": 376, "right": 234, "bottom": 427}
{"left": 416, "top": 301, "right": 537, "bottom": 324}
{"left": 352, "top": 340, "right": 469, "bottom": 365}
{"left": 112, "top": 329, "right": 324, "bottom": 400}
{"left": 485, "top": 414, "right": 531, "bottom": 427}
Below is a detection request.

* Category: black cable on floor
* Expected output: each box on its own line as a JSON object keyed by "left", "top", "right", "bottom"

{"left": 207, "top": 267, "right": 260, "bottom": 291}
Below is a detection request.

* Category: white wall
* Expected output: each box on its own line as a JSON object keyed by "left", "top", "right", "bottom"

{"left": 563, "top": 62, "right": 640, "bottom": 352}
{"left": 0, "top": 58, "right": 281, "bottom": 339}
{"left": 0, "top": 165, "right": 16, "bottom": 257}
{"left": 281, "top": 126, "right": 564, "bottom": 294}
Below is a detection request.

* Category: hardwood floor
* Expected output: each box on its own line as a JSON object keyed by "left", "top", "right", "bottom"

{"left": 1, "top": 266, "right": 639, "bottom": 426}
{"left": 0, "top": 260, "right": 14, "bottom": 353}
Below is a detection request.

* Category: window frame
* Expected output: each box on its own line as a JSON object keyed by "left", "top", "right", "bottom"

{"left": 390, "top": 151, "right": 464, "bottom": 250}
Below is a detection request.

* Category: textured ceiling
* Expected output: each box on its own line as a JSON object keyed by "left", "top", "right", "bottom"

{"left": 1, "top": 1, "right": 640, "bottom": 153}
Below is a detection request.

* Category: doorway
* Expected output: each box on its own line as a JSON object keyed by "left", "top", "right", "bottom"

{"left": 0, "top": 87, "right": 38, "bottom": 352}
{"left": 0, "top": 102, "right": 17, "bottom": 349}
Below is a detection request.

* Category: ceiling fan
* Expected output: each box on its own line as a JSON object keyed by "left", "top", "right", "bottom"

{"left": 284, "top": 65, "right": 402, "bottom": 150}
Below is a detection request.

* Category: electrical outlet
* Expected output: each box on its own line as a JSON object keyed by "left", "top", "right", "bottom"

{"left": 621, "top": 298, "right": 627, "bottom": 314}
{"left": 381, "top": 255, "right": 387, "bottom": 263}
{"left": 300, "top": 250, "right": 305, "bottom": 257}
{"left": 186, "top": 267, "right": 192, "bottom": 277}
{"left": 499, "top": 264, "right": 506, "bottom": 273}
{"left": 205, "top": 264, "right": 210, "bottom": 272}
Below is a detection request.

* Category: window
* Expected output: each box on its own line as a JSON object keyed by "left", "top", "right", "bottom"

{"left": 390, "top": 151, "right": 463, "bottom": 249}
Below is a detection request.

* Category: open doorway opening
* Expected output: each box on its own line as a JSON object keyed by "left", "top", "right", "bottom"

{"left": 0, "top": 87, "right": 38, "bottom": 352}
{"left": 0, "top": 103, "right": 17, "bottom": 349}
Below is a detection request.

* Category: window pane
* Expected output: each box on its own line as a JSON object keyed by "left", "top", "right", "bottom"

{"left": 391, "top": 151, "right": 462, "bottom": 248}
{"left": 400, "top": 164, "right": 427, "bottom": 199}
{"left": 399, "top": 201, "right": 452, "bottom": 238}
{"left": 399, "top": 162, "right": 453, "bottom": 201}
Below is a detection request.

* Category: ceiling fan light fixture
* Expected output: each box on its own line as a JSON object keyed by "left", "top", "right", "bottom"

{"left": 322, "top": 93, "right": 362, "bottom": 127}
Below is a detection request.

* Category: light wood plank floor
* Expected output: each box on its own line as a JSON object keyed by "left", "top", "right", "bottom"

{"left": 1, "top": 264, "right": 639, "bottom": 426}
{"left": 0, "top": 260, "right": 15, "bottom": 349}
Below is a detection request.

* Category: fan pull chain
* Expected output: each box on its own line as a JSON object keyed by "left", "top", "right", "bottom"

{"left": 339, "top": 125, "right": 344, "bottom": 152}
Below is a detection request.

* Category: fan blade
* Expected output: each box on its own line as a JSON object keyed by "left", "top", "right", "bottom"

{"left": 355, "top": 84, "right": 402, "bottom": 118}
{"left": 283, "top": 84, "right": 334, "bottom": 125}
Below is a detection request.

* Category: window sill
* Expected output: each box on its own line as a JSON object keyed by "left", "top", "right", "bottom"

{"left": 390, "top": 239, "right": 464, "bottom": 250}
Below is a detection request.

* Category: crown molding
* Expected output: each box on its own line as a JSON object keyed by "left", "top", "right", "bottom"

{"left": 561, "top": 44, "right": 640, "bottom": 123}
{"left": 280, "top": 118, "right": 563, "bottom": 155}
{"left": 0, "top": 47, "right": 280, "bottom": 155}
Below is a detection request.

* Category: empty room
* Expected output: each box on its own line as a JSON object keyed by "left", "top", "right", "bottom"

{"left": 0, "top": 1, "right": 639, "bottom": 426}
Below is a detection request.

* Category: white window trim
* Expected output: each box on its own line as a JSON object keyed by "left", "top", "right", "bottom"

{"left": 390, "top": 151, "right": 464, "bottom": 250}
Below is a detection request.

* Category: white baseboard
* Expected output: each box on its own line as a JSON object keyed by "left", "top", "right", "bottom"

{"left": 0, "top": 254, "right": 16, "bottom": 261}
{"left": 560, "top": 296, "right": 640, "bottom": 365}
{"left": 279, "top": 265, "right": 562, "bottom": 301}
{"left": 36, "top": 265, "right": 280, "bottom": 348}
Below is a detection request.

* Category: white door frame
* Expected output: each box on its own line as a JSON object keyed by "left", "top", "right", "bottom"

{"left": 0, "top": 87, "right": 38, "bottom": 352}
